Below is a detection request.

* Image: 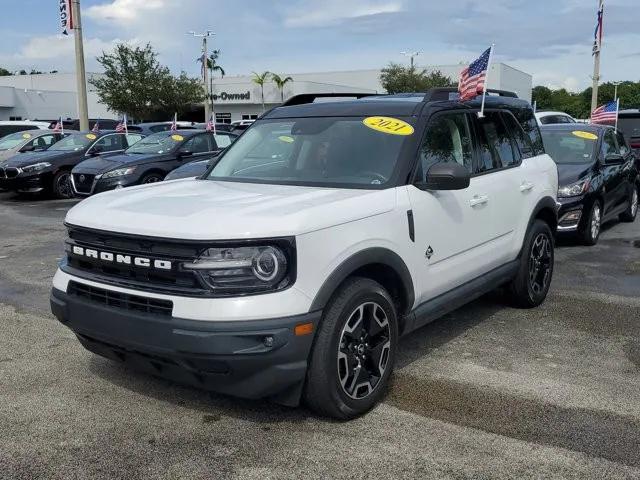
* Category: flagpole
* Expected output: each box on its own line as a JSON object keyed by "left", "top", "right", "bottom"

{"left": 124, "top": 114, "right": 128, "bottom": 134}
{"left": 614, "top": 98, "right": 620, "bottom": 134}
{"left": 478, "top": 44, "right": 495, "bottom": 118}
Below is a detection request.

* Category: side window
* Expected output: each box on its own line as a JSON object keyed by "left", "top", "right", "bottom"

{"left": 213, "top": 133, "right": 233, "bottom": 149}
{"left": 501, "top": 112, "right": 533, "bottom": 159}
{"left": 29, "top": 134, "right": 56, "bottom": 150}
{"left": 93, "top": 134, "right": 126, "bottom": 153}
{"left": 182, "top": 134, "right": 210, "bottom": 153}
{"left": 475, "top": 112, "right": 518, "bottom": 172}
{"left": 416, "top": 112, "right": 473, "bottom": 181}
{"left": 616, "top": 131, "right": 630, "bottom": 155}
{"left": 511, "top": 107, "right": 545, "bottom": 156}
{"left": 601, "top": 130, "right": 619, "bottom": 157}
{"left": 125, "top": 134, "right": 144, "bottom": 147}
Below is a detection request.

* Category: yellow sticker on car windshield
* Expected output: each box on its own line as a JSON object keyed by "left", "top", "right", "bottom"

{"left": 278, "top": 135, "right": 294, "bottom": 143}
{"left": 85, "top": 133, "right": 97, "bottom": 140}
{"left": 22, "top": 133, "right": 32, "bottom": 139}
{"left": 171, "top": 134, "right": 184, "bottom": 141}
{"left": 572, "top": 131, "right": 598, "bottom": 140}
{"left": 363, "top": 116, "right": 414, "bottom": 136}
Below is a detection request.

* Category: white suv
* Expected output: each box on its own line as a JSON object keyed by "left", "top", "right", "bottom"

{"left": 50, "top": 90, "right": 558, "bottom": 419}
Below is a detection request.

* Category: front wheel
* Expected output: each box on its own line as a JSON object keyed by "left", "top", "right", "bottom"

{"left": 304, "top": 277, "right": 398, "bottom": 420}
{"left": 51, "top": 170, "right": 74, "bottom": 199}
{"left": 506, "top": 219, "right": 554, "bottom": 308}
{"left": 140, "top": 172, "right": 164, "bottom": 184}
{"left": 619, "top": 185, "right": 638, "bottom": 222}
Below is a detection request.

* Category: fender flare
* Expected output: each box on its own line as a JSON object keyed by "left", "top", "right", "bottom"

{"left": 528, "top": 196, "right": 558, "bottom": 232}
{"left": 309, "top": 247, "right": 415, "bottom": 314}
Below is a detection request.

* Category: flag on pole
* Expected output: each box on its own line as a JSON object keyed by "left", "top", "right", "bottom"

{"left": 59, "top": 0, "right": 74, "bottom": 35}
{"left": 91, "top": 121, "right": 100, "bottom": 133}
{"left": 115, "top": 114, "right": 128, "bottom": 133}
{"left": 53, "top": 117, "right": 64, "bottom": 134}
{"left": 590, "top": 100, "right": 618, "bottom": 125}
{"left": 205, "top": 114, "right": 216, "bottom": 134}
{"left": 170, "top": 113, "right": 178, "bottom": 132}
{"left": 458, "top": 47, "right": 492, "bottom": 101}
{"left": 593, "top": 0, "right": 604, "bottom": 55}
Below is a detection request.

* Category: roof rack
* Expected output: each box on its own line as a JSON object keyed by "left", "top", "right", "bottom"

{"left": 422, "top": 88, "right": 518, "bottom": 102}
{"left": 281, "top": 93, "right": 377, "bottom": 106}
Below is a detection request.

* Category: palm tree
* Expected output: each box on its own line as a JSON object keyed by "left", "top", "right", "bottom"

{"left": 197, "top": 50, "right": 225, "bottom": 111}
{"left": 252, "top": 71, "right": 271, "bottom": 112}
{"left": 271, "top": 73, "right": 293, "bottom": 103}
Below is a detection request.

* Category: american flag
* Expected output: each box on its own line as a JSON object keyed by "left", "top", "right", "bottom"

{"left": 205, "top": 114, "right": 216, "bottom": 134}
{"left": 458, "top": 47, "right": 492, "bottom": 101}
{"left": 593, "top": 0, "right": 604, "bottom": 55}
{"left": 170, "top": 113, "right": 178, "bottom": 132}
{"left": 591, "top": 100, "right": 618, "bottom": 124}
{"left": 115, "top": 114, "right": 127, "bottom": 133}
{"left": 91, "top": 121, "right": 100, "bottom": 133}
{"left": 52, "top": 117, "right": 63, "bottom": 133}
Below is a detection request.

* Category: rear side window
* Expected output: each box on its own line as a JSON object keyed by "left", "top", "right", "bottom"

{"left": 601, "top": 130, "right": 619, "bottom": 157}
{"left": 501, "top": 112, "right": 534, "bottom": 158}
{"left": 616, "top": 131, "right": 630, "bottom": 155}
{"left": 182, "top": 134, "right": 211, "bottom": 153}
{"left": 510, "top": 107, "right": 545, "bottom": 156}
{"left": 475, "top": 112, "right": 519, "bottom": 172}
{"left": 415, "top": 112, "right": 474, "bottom": 180}
{"left": 213, "top": 133, "right": 233, "bottom": 148}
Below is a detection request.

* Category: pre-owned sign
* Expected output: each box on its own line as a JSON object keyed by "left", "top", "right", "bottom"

{"left": 212, "top": 91, "right": 251, "bottom": 101}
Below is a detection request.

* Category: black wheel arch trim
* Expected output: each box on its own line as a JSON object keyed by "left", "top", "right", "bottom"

{"left": 309, "top": 247, "right": 415, "bottom": 315}
{"left": 530, "top": 196, "right": 558, "bottom": 231}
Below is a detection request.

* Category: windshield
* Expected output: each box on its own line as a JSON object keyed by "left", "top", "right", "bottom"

{"left": 126, "top": 132, "right": 184, "bottom": 154}
{"left": 541, "top": 130, "right": 597, "bottom": 164}
{"left": 0, "top": 131, "right": 33, "bottom": 151}
{"left": 207, "top": 117, "right": 413, "bottom": 188}
{"left": 49, "top": 133, "right": 94, "bottom": 152}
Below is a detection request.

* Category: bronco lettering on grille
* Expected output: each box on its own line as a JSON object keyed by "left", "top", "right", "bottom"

{"left": 71, "top": 246, "right": 172, "bottom": 270}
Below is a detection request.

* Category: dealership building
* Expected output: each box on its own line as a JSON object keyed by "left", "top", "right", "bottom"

{"left": 0, "top": 63, "right": 532, "bottom": 123}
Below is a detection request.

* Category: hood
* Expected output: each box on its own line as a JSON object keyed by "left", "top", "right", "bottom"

{"left": 65, "top": 179, "right": 396, "bottom": 239}
{"left": 0, "top": 150, "right": 61, "bottom": 168}
{"left": 557, "top": 162, "right": 593, "bottom": 186}
{"left": 0, "top": 149, "right": 22, "bottom": 163}
{"left": 72, "top": 152, "right": 167, "bottom": 174}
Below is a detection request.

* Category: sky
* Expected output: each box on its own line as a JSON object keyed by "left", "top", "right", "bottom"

{"left": 0, "top": 0, "right": 638, "bottom": 92}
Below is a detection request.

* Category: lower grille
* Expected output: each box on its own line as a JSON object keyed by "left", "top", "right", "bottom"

{"left": 72, "top": 173, "right": 95, "bottom": 194}
{"left": 67, "top": 281, "right": 173, "bottom": 316}
{"left": 4, "top": 167, "right": 20, "bottom": 179}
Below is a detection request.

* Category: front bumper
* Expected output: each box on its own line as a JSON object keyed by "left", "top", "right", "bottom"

{"left": 556, "top": 195, "right": 586, "bottom": 232}
{"left": 0, "top": 172, "right": 48, "bottom": 192}
{"left": 72, "top": 172, "right": 139, "bottom": 196}
{"left": 50, "top": 286, "right": 320, "bottom": 405}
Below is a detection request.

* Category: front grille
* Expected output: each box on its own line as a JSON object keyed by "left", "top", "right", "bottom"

{"left": 68, "top": 281, "right": 173, "bottom": 316}
{"left": 4, "top": 167, "right": 20, "bottom": 179}
{"left": 72, "top": 173, "right": 95, "bottom": 194}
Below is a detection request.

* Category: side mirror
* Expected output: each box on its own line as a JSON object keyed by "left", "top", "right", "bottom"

{"left": 88, "top": 146, "right": 103, "bottom": 156}
{"left": 415, "top": 162, "right": 470, "bottom": 191}
{"left": 178, "top": 149, "right": 193, "bottom": 158}
{"left": 604, "top": 153, "right": 624, "bottom": 165}
{"left": 20, "top": 145, "right": 35, "bottom": 152}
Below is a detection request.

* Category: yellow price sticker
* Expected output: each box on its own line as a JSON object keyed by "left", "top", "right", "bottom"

{"left": 85, "top": 133, "right": 97, "bottom": 140}
{"left": 363, "top": 116, "right": 414, "bottom": 136}
{"left": 22, "top": 133, "right": 32, "bottom": 139}
{"left": 572, "top": 131, "right": 598, "bottom": 141}
{"left": 171, "top": 134, "right": 184, "bottom": 141}
{"left": 278, "top": 135, "right": 294, "bottom": 143}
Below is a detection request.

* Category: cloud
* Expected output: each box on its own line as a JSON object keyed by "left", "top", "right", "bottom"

{"left": 284, "top": 0, "right": 403, "bottom": 27}
{"left": 85, "top": 0, "right": 166, "bottom": 24}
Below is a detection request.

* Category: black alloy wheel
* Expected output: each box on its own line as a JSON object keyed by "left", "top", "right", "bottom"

{"left": 141, "top": 173, "right": 164, "bottom": 184}
{"left": 52, "top": 171, "right": 74, "bottom": 199}
{"left": 528, "top": 233, "right": 552, "bottom": 296}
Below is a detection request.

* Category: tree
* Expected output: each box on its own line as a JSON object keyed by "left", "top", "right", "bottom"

{"left": 380, "top": 63, "right": 455, "bottom": 94}
{"left": 252, "top": 71, "right": 271, "bottom": 111}
{"left": 91, "top": 43, "right": 203, "bottom": 121}
{"left": 0, "top": 67, "right": 12, "bottom": 76}
{"left": 18, "top": 70, "right": 27, "bottom": 75}
{"left": 271, "top": 73, "right": 293, "bottom": 103}
{"left": 197, "top": 49, "right": 225, "bottom": 110}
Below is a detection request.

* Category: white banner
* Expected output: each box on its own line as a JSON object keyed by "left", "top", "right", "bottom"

{"left": 59, "top": 0, "right": 73, "bottom": 35}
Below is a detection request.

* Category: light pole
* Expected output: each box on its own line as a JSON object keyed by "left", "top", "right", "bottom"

{"left": 186, "top": 30, "right": 215, "bottom": 122}
{"left": 71, "top": 0, "right": 89, "bottom": 131}
{"left": 612, "top": 81, "right": 621, "bottom": 102}
{"left": 400, "top": 51, "right": 421, "bottom": 69}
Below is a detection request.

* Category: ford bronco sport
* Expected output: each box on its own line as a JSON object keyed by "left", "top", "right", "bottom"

{"left": 50, "top": 89, "right": 558, "bottom": 419}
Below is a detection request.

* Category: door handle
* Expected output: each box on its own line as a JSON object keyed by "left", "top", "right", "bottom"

{"left": 469, "top": 195, "right": 489, "bottom": 207}
{"left": 520, "top": 182, "right": 534, "bottom": 192}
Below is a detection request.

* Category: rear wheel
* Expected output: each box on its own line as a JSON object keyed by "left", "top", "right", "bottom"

{"left": 581, "top": 201, "right": 601, "bottom": 245}
{"left": 619, "top": 185, "right": 638, "bottom": 222}
{"left": 51, "top": 170, "right": 74, "bottom": 199}
{"left": 304, "top": 277, "right": 398, "bottom": 420}
{"left": 506, "top": 220, "right": 554, "bottom": 308}
{"left": 140, "top": 172, "right": 164, "bottom": 184}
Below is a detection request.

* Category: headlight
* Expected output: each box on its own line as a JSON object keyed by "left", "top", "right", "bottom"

{"left": 558, "top": 179, "right": 589, "bottom": 198}
{"left": 102, "top": 166, "right": 137, "bottom": 178}
{"left": 21, "top": 162, "right": 51, "bottom": 173}
{"left": 182, "top": 245, "right": 292, "bottom": 294}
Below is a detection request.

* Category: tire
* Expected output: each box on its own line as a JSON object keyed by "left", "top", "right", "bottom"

{"left": 506, "top": 219, "right": 554, "bottom": 308}
{"left": 51, "top": 170, "right": 74, "bottom": 199}
{"left": 304, "top": 277, "right": 398, "bottom": 420}
{"left": 619, "top": 185, "right": 638, "bottom": 222}
{"left": 140, "top": 172, "right": 164, "bottom": 184}
{"left": 581, "top": 200, "right": 602, "bottom": 246}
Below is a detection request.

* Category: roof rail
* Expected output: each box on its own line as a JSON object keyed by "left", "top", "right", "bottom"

{"left": 423, "top": 88, "right": 518, "bottom": 102}
{"left": 281, "top": 92, "right": 377, "bottom": 106}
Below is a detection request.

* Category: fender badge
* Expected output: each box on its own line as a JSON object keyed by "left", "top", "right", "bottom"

{"left": 425, "top": 246, "right": 434, "bottom": 259}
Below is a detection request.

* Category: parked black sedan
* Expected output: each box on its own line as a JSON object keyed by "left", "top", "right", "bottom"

{"left": 541, "top": 124, "right": 639, "bottom": 245}
{"left": 71, "top": 130, "right": 237, "bottom": 196}
{"left": 0, "top": 131, "right": 144, "bottom": 198}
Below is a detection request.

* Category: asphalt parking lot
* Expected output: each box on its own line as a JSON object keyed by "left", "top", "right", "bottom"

{"left": 0, "top": 191, "right": 639, "bottom": 480}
